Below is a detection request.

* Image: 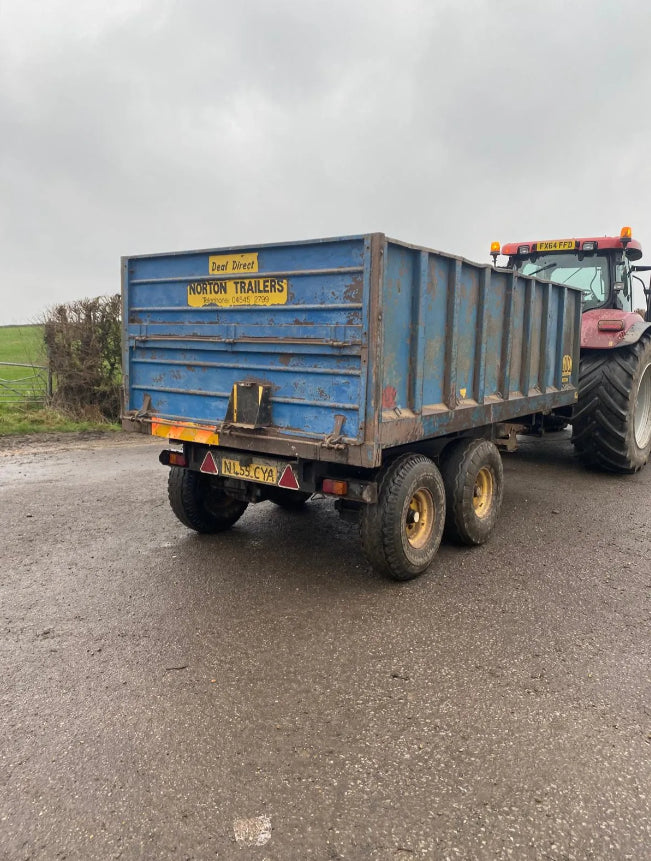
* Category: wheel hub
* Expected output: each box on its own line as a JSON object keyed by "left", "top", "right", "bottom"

{"left": 472, "top": 467, "right": 494, "bottom": 519}
{"left": 405, "top": 488, "right": 435, "bottom": 549}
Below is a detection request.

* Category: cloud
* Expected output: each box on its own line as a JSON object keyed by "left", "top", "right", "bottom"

{"left": 1, "top": 0, "right": 650, "bottom": 321}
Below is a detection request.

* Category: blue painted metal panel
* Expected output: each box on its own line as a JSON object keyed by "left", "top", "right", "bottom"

{"left": 123, "top": 236, "right": 370, "bottom": 441}
{"left": 122, "top": 233, "right": 582, "bottom": 466}
{"left": 377, "top": 239, "right": 582, "bottom": 449}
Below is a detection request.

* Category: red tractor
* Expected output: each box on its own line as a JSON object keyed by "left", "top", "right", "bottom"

{"left": 493, "top": 227, "right": 651, "bottom": 473}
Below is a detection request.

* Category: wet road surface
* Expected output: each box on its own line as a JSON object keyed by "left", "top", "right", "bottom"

{"left": 1, "top": 431, "right": 649, "bottom": 860}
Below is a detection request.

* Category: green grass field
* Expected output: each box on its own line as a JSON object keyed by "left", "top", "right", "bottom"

{"left": 0, "top": 324, "right": 119, "bottom": 436}
{"left": 0, "top": 325, "right": 46, "bottom": 377}
{"left": 0, "top": 325, "right": 48, "bottom": 405}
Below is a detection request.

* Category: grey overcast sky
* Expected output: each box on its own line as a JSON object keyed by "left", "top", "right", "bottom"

{"left": 2, "top": 0, "right": 651, "bottom": 323}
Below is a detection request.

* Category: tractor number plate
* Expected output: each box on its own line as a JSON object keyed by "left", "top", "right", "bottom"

{"left": 220, "top": 458, "right": 278, "bottom": 485}
{"left": 536, "top": 240, "right": 576, "bottom": 252}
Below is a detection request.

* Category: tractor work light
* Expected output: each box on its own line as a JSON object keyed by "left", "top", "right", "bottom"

{"left": 582, "top": 241, "right": 597, "bottom": 251}
{"left": 517, "top": 245, "right": 530, "bottom": 255}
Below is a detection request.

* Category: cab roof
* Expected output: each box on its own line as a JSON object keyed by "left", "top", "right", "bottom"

{"left": 502, "top": 235, "right": 643, "bottom": 262}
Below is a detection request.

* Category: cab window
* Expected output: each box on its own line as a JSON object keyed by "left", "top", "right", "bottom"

{"left": 516, "top": 253, "right": 609, "bottom": 310}
{"left": 615, "top": 259, "right": 633, "bottom": 311}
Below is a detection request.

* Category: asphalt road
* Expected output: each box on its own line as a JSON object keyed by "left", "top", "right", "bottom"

{"left": 1, "top": 431, "right": 649, "bottom": 860}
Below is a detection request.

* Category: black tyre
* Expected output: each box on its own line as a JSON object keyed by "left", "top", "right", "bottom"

{"left": 572, "top": 337, "right": 651, "bottom": 473}
{"left": 360, "top": 454, "right": 446, "bottom": 581}
{"left": 265, "top": 488, "right": 311, "bottom": 509}
{"left": 168, "top": 467, "right": 248, "bottom": 533}
{"left": 440, "top": 439, "right": 504, "bottom": 546}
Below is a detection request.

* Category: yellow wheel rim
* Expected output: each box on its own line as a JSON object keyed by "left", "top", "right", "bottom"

{"left": 405, "top": 488, "right": 435, "bottom": 549}
{"left": 473, "top": 467, "right": 494, "bottom": 519}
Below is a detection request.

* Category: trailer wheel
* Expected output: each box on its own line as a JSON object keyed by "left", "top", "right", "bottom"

{"left": 572, "top": 336, "right": 651, "bottom": 473}
{"left": 360, "top": 454, "right": 445, "bottom": 581}
{"left": 265, "top": 488, "right": 311, "bottom": 509}
{"left": 168, "top": 467, "right": 248, "bottom": 533}
{"left": 440, "top": 439, "right": 503, "bottom": 546}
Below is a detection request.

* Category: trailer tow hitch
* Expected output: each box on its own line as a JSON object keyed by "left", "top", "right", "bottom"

{"left": 322, "top": 414, "right": 347, "bottom": 450}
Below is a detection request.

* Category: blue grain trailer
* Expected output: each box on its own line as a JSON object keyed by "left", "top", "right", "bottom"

{"left": 122, "top": 234, "right": 582, "bottom": 580}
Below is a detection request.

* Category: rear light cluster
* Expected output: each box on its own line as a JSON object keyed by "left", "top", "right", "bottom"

{"left": 597, "top": 320, "right": 625, "bottom": 332}
{"left": 321, "top": 478, "right": 348, "bottom": 496}
{"left": 159, "top": 450, "right": 187, "bottom": 467}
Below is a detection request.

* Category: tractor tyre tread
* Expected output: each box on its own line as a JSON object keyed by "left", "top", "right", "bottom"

{"left": 572, "top": 336, "right": 651, "bottom": 473}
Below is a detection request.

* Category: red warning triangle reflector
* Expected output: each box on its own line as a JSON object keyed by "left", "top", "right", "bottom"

{"left": 278, "top": 465, "right": 299, "bottom": 490}
{"left": 200, "top": 452, "right": 219, "bottom": 474}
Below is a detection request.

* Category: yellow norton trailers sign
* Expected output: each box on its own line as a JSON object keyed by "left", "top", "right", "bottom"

{"left": 187, "top": 251, "right": 289, "bottom": 307}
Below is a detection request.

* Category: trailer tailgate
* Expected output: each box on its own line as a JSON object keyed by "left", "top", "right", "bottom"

{"left": 122, "top": 236, "right": 372, "bottom": 451}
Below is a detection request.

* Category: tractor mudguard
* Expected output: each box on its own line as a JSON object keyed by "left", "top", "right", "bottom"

{"left": 581, "top": 308, "right": 651, "bottom": 350}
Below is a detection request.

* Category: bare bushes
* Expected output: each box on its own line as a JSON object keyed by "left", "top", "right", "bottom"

{"left": 43, "top": 295, "right": 121, "bottom": 421}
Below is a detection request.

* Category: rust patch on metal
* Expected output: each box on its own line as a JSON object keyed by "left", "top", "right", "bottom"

{"left": 382, "top": 385, "right": 397, "bottom": 409}
{"left": 344, "top": 275, "right": 363, "bottom": 304}
{"left": 427, "top": 261, "right": 441, "bottom": 298}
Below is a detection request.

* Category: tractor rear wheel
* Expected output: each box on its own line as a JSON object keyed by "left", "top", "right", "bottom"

{"left": 572, "top": 337, "right": 651, "bottom": 473}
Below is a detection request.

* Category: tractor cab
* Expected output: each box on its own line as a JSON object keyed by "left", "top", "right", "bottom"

{"left": 490, "top": 228, "right": 651, "bottom": 474}
{"left": 492, "top": 228, "right": 650, "bottom": 321}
